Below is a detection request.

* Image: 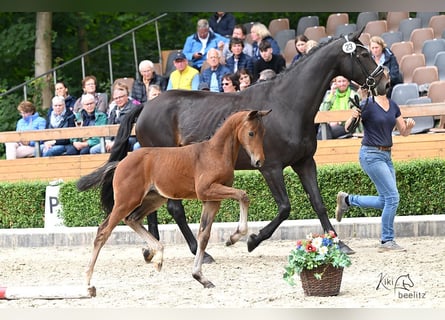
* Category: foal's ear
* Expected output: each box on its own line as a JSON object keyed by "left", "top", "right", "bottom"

{"left": 248, "top": 109, "right": 272, "bottom": 120}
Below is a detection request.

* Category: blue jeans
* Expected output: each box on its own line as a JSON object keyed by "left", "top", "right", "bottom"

{"left": 41, "top": 145, "right": 67, "bottom": 157}
{"left": 348, "top": 146, "right": 400, "bottom": 242}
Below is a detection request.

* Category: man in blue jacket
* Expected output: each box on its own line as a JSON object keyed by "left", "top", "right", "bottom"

{"left": 183, "top": 19, "right": 228, "bottom": 71}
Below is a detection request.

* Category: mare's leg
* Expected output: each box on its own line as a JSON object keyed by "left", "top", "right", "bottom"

{"left": 192, "top": 201, "right": 221, "bottom": 288}
{"left": 247, "top": 166, "right": 291, "bottom": 252}
{"left": 166, "top": 199, "right": 215, "bottom": 263}
{"left": 146, "top": 211, "right": 160, "bottom": 240}
{"left": 291, "top": 157, "right": 354, "bottom": 254}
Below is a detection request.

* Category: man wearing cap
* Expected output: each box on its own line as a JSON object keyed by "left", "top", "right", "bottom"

{"left": 182, "top": 19, "right": 228, "bottom": 71}
{"left": 166, "top": 51, "right": 200, "bottom": 90}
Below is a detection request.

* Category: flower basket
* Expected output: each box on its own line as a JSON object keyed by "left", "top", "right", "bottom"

{"left": 283, "top": 231, "right": 351, "bottom": 296}
{"left": 300, "top": 264, "right": 344, "bottom": 296}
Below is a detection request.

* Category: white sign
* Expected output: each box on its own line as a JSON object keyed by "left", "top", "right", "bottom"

{"left": 342, "top": 41, "right": 356, "bottom": 54}
{"left": 44, "top": 185, "right": 64, "bottom": 228}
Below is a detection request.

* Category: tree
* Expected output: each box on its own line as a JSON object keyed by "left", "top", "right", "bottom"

{"left": 34, "top": 12, "right": 53, "bottom": 109}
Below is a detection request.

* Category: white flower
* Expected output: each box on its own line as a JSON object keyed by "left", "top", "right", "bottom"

{"left": 333, "top": 237, "right": 339, "bottom": 244}
{"left": 312, "top": 237, "right": 322, "bottom": 249}
{"left": 319, "top": 246, "right": 328, "bottom": 255}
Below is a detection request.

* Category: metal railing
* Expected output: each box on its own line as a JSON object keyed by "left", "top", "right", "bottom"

{"left": 0, "top": 13, "right": 168, "bottom": 100}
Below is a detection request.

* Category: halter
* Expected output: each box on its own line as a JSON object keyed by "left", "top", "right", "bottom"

{"left": 343, "top": 35, "right": 384, "bottom": 93}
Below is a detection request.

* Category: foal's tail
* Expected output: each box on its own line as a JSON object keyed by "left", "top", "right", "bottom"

{"left": 108, "top": 102, "right": 144, "bottom": 162}
{"left": 77, "top": 161, "right": 119, "bottom": 215}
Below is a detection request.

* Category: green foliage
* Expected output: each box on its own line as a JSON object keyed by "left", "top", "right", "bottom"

{"left": 0, "top": 159, "right": 444, "bottom": 229}
{"left": 0, "top": 182, "right": 46, "bottom": 228}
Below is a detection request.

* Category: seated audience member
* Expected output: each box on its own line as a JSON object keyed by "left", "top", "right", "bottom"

{"left": 220, "top": 24, "right": 253, "bottom": 61}
{"left": 90, "top": 82, "right": 138, "bottom": 154}
{"left": 148, "top": 84, "right": 162, "bottom": 100}
{"left": 73, "top": 75, "right": 108, "bottom": 114}
{"left": 291, "top": 34, "right": 309, "bottom": 64}
{"left": 200, "top": 48, "right": 231, "bottom": 92}
{"left": 225, "top": 37, "right": 253, "bottom": 74}
{"left": 54, "top": 81, "right": 76, "bottom": 111}
{"left": 250, "top": 22, "right": 281, "bottom": 62}
{"left": 132, "top": 60, "right": 167, "bottom": 103}
{"left": 65, "top": 93, "right": 107, "bottom": 155}
{"left": 209, "top": 12, "right": 236, "bottom": 38}
{"left": 236, "top": 68, "right": 254, "bottom": 90}
{"left": 222, "top": 73, "right": 240, "bottom": 92}
{"left": 257, "top": 69, "right": 277, "bottom": 82}
{"left": 318, "top": 75, "right": 360, "bottom": 139}
{"left": 166, "top": 51, "right": 200, "bottom": 90}
{"left": 5, "top": 100, "right": 47, "bottom": 160}
{"left": 305, "top": 40, "right": 318, "bottom": 53}
{"left": 252, "top": 40, "right": 286, "bottom": 82}
{"left": 132, "top": 84, "right": 164, "bottom": 151}
{"left": 182, "top": 19, "right": 228, "bottom": 71}
{"left": 42, "top": 96, "right": 76, "bottom": 157}
{"left": 369, "top": 35, "right": 402, "bottom": 97}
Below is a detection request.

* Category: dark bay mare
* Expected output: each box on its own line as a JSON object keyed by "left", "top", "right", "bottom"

{"left": 78, "top": 110, "right": 271, "bottom": 288}
{"left": 83, "top": 30, "right": 388, "bottom": 261}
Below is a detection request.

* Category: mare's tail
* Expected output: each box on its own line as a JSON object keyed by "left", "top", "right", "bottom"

{"left": 77, "top": 161, "right": 119, "bottom": 215}
{"left": 108, "top": 102, "right": 144, "bottom": 162}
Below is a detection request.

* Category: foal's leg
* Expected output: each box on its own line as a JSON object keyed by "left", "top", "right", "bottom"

{"left": 85, "top": 205, "right": 130, "bottom": 286}
{"left": 192, "top": 201, "right": 221, "bottom": 288}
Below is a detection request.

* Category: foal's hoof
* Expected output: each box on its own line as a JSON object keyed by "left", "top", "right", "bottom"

{"left": 247, "top": 233, "right": 260, "bottom": 252}
{"left": 154, "top": 261, "right": 163, "bottom": 272}
{"left": 339, "top": 240, "right": 355, "bottom": 255}
{"left": 203, "top": 252, "right": 215, "bottom": 264}
{"left": 204, "top": 282, "right": 215, "bottom": 289}
{"left": 142, "top": 248, "right": 155, "bottom": 263}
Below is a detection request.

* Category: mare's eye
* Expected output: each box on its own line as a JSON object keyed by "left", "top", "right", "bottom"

{"left": 249, "top": 131, "right": 254, "bottom": 137}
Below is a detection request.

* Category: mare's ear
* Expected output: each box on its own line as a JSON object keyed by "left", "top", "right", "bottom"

{"left": 351, "top": 26, "right": 365, "bottom": 41}
{"left": 259, "top": 109, "right": 272, "bottom": 118}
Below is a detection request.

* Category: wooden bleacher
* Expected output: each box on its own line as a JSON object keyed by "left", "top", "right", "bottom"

{"left": 1, "top": 104, "right": 445, "bottom": 182}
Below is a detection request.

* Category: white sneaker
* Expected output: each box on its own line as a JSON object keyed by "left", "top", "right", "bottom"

{"left": 378, "top": 240, "right": 407, "bottom": 252}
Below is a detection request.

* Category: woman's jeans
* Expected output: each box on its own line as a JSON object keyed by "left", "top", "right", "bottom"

{"left": 348, "top": 146, "right": 400, "bottom": 242}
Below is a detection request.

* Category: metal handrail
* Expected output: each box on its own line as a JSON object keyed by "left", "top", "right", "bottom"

{"left": 0, "top": 13, "right": 168, "bottom": 100}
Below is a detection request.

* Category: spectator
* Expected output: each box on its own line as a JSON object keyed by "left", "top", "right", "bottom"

{"left": 198, "top": 82, "right": 210, "bottom": 91}
{"left": 5, "top": 100, "right": 47, "bottom": 160}
{"left": 132, "top": 60, "right": 167, "bottom": 104}
{"left": 306, "top": 39, "right": 319, "bottom": 53}
{"left": 250, "top": 22, "right": 281, "bottom": 62}
{"left": 225, "top": 37, "right": 253, "bottom": 74}
{"left": 200, "top": 48, "right": 231, "bottom": 92}
{"left": 183, "top": 19, "right": 228, "bottom": 71}
{"left": 236, "top": 68, "right": 253, "bottom": 91}
{"left": 318, "top": 75, "right": 360, "bottom": 139}
{"left": 291, "top": 34, "right": 309, "bottom": 64}
{"left": 73, "top": 75, "right": 108, "bottom": 114}
{"left": 369, "top": 36, "right": 402, "bottom": 97}
{"left": 166, "top": 51, "right": 200, "bottom": 90}
{"left": 54, "top": 81, "right": 76, "bottom": 111}
{"left": 41, "top": 96, "right": 76, "bottom": 157}
{"left": 65, "top": 93, "right": 107, "bottom": 155}
{"left": 337, "top": 69, "right": 415, "bottom": 252}
{"left": 252, "top": 40, "right": 286, "bottom": 82}
{"left": 257, "top": 69, "right": 277, "bottom": 82}
{"left": 221, "top": 73, "right": 239, "bottom": 92}
{"left": 148, "top": 84, "right": 162, "bottom": 100}
{"left": 220, "top": 24, "right": 254, "bottom": 61}
{"left": 90, "top": 82, "right": 138, "bottom": 154}
{"left": 208, "top": 12, "right": 236, "bottom": 38}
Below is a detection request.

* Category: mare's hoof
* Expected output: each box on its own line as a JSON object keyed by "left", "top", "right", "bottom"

{"left": 204, "top": 282, "right": 215, "bottom": 289}
{"left": 203, "top": 252, "right": 215, "bottom": 264}
{"left": 154, "top": 261, "right": 163, "bottom": 272}
{"left": 142, "top": 248, "right": 155, "bottom": 263}
{"left": 339, "top": 240, "right": 355, "bottom": 255}
{"left": 247, "top": 233, "right": 259, "bottom": 252}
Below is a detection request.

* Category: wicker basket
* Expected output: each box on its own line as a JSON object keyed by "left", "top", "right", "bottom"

{"left": 300, "top": 264, "right": 344, "bottom": 296}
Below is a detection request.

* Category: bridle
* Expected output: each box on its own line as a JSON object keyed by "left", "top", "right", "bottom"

{"left": 343, "top": 35, "right": 384, "bottom": 93}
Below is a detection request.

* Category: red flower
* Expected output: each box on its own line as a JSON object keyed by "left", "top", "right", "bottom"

{"left": 328, "top": 230, "right": 336, "bottom": 238}
{"left": 305, "top": 243, "right": 317, "bottom": 252}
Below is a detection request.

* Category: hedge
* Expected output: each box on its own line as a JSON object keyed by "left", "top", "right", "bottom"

{"left": 0, "top": 158, "right": 444, "bottom": 229}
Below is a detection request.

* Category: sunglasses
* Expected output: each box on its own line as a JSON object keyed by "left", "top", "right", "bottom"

{"left": 222, "top": 82, "right": 232, "bottom": 86}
